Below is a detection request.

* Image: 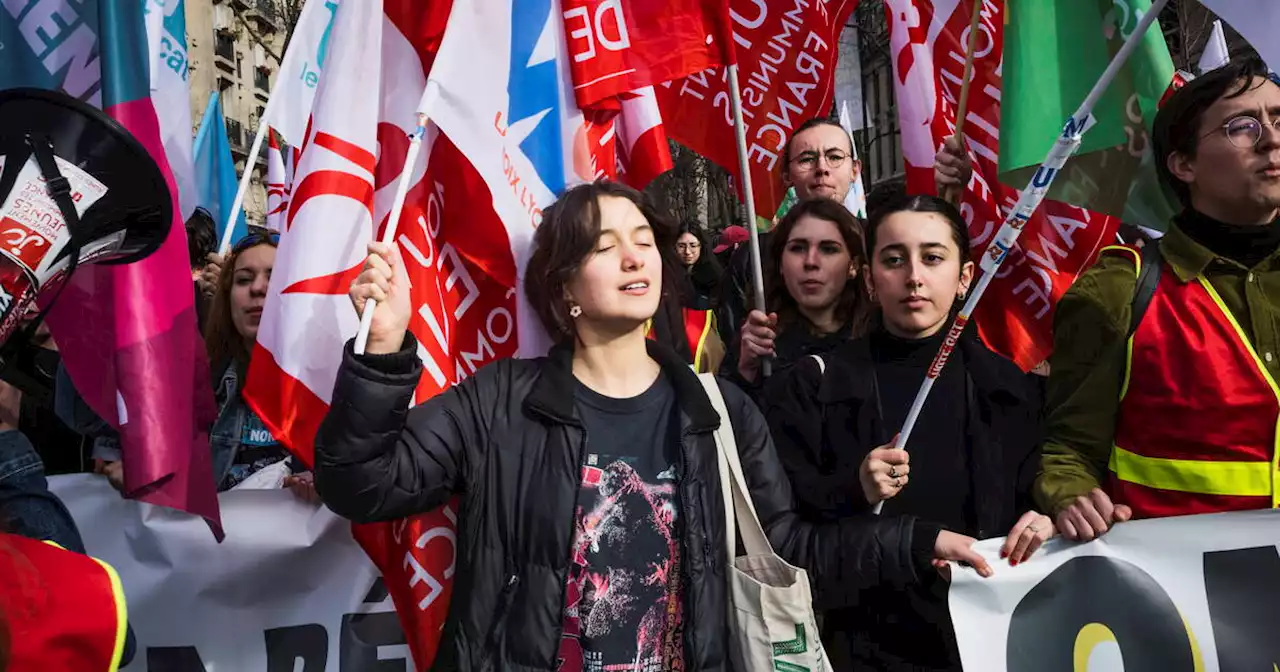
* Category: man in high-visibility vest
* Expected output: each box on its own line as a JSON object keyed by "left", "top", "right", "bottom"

{"left": 1035, "top": 57, "right": 1280, "bottom": 539}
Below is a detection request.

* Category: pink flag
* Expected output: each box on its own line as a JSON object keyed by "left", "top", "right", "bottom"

{"left": 25, "top": 2, "right": 221, "bottom": 536}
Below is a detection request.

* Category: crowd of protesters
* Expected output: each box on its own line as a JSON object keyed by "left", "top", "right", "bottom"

{"left": 3, "top": 56, "right": 1280, "bottom": 671}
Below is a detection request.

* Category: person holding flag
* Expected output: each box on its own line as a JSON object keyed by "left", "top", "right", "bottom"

{"left": 762, "top": 193, "right": 1049, "bottom": 672}
{"left": 313, "top": 180, "right": 990, "bottom": 671}
{"left": 1036, "top": 57, "right": 1280, "bottom": 540}
{"left": 720, "top": 118, "right": 870, "bottom": 387}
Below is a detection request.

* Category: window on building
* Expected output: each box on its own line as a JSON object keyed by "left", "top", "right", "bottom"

{"left": 227, "top": 119, "right": 244, "bottom": 149}
{"left": 255, "top": 68, "right": 270, "bottom": 92}
{"left": 215, "top": 31, "right": 234, "bottom": 61}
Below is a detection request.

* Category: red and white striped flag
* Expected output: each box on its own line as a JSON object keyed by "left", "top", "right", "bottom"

{"left": 264, "top": 128, "right": 289, "bottom": 232}
{"left": 246, "top": 1, "right": 688, "bottom": 666}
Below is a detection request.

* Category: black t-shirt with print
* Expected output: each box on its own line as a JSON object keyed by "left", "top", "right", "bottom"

{"left": 557, "top": 371, "right": 686, "bottom": 672}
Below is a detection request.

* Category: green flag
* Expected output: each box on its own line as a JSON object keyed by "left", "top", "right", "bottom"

{"left": 1000, "top": 0, "right": 1177, "bottom": 230}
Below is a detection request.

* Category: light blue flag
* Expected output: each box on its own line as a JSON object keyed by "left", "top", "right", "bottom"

{"left": 193, "top": 91, "right": 248, "bottom": 245}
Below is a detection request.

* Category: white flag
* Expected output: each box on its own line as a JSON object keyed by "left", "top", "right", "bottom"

{"left": 265, "top": 128, "right": 288, "bottom": 232}
{"left": 145, "top": 0, "right": 197, "bottom": 220}
{"left": 427, "top": 0, "right": 602, "bottom": 358}
{"left": 1198, "top": 20, "right": 1230, "bottom": 74}
{"left": 1199, "top": 0, "right": 1279, "bottom": 73}
{"left": 268, "top": 0, "right": 341, "bottom": 146}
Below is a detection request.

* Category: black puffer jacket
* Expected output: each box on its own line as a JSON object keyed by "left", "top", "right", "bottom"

{"left": 315, "top": 334, "right": 927, "bottom": 671}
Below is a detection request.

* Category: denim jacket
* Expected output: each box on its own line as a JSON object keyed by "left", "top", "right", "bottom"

{"left": 210, "top": 364, "right": 248, "bottom": 489}
{"left": 55, "top": 362, "right": 245, "bottom": 488}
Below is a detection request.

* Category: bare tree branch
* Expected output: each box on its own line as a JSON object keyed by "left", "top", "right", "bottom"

{"left": 230, "top": 0, "right": 307, "bottom": 66}
{"left": 231, "top": 9, "right": 282, "bottom": 63}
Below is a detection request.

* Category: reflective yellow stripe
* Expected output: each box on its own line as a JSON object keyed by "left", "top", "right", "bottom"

{"left": 91, "top": 555, "right": 128, "bottom": 672}
{"left": 1100, "top": 245, "right": 1142, "bottom": 401}
{"left": 692, "top": 311, "right": 714, "bottom": 373}
{"left": 1196, "top": 277, "right": 1280, "bottom": 507}
{"left": 1110, "top": 446, "right": 1272, "bottom": 497}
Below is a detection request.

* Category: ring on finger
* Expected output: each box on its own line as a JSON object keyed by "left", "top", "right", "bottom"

{"left": 1028, "top": 524, "right": 1040, "bottom": 533}
{"left": 889, "top": 466, "right": 899, "bottom": 479}
{"left": 893, "top": 477, "right": 902, "bottom": 488}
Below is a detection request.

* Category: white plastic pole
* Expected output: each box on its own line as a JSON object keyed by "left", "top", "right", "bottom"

{"left": 353, "top": 82, "right": 440, "bottom": 355}
{"left": 727, "top": 64, "right": 771, "bottom": 378}
{"left": 872, "top": 0, "right": 1171, "bottom": 515}
{"left": 218, "top": 120, "right": 270, "bottom": 256}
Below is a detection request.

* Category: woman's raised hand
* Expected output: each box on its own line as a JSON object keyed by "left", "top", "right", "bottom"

{"left": 349, "top": 242, "right": 412, "bottom": 355}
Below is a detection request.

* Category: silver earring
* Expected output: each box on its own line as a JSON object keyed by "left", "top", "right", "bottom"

{"left": 958, "top": 289, "right": 968, "bottom": 300}
{"left": 569, "top": 304, "right": 582, "bottom": 318}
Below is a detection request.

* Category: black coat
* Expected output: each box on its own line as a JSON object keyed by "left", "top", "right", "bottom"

{"left": 760, "top": 331, "right": 1044, "bottom": 671}
{"left": 314, "top": 334, "right": 928, "bottom": 671}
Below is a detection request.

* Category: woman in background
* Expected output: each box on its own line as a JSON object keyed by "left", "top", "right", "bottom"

{"left": 726, "top": 198, "right": 872, "bottom": 398}
{"left": 203, "top": 232, "right": 315, "bottom": 498}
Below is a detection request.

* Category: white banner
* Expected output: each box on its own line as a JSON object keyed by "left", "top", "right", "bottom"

{"left": 144, "top": 0, "right": 197, "bottom": 220}
{"left": 950, "top": 509, "right": 1280, "bottom": 671}
{"left": 50, "top": 474, "right": 415, "bottom": 671}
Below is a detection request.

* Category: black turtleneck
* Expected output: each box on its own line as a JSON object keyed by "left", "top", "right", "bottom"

{"left": 869, "top": 327, "right": 974, "bottom": 536}
{"left": 861, "top": 326, "right": 973, "bottom": 672}
{"left": 1176, "top": 208, "right": 1280, "bottom": 268}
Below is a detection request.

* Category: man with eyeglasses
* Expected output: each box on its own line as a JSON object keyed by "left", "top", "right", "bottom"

{"left": 717, "top": 118, "right": 863, "bottom": 373}
{"left": 1028, "top": 57, "right": 1280, "bottom": 540}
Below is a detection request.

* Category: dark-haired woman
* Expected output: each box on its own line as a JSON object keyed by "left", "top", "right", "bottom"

{"left": 763, "top": 194, "right": 1050, "bottom": 672}
{"left": 313, "top": 180, "right": 992, "bottom": 670}
{"left": 675, "top": 221, "right": 721, "bottom": 309}
{"left": 725, "top": 198, "right": 872, "bottom": 397}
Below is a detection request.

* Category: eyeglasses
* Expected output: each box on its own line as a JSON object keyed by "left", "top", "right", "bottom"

{"left": 676, "top": 242, "right": 701, "bottom": 251}
{"left": 790, "top": 150, "right": 850, "bottom": 172}
{"left": 1202, "top": 114, "right": 1280, "bottom": 149}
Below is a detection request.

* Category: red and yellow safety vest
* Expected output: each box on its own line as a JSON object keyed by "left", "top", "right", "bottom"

{"left": 1106, "top": 245, "right": 1280, "bottom": 518}
{"left": 646, "top": 308, "right": 718, "bottom": 373}
{"left": 0, "top": 532, "right": 128, "bottom": 671}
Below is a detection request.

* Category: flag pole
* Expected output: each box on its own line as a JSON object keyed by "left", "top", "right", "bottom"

{"left": 354, "top": 82, "right": 441, "bottom": 356}
{"left": 727, "top": 63, "right": 771, "bottom": 378}
{"left": 872, "top": 0, "right": 1171, "bottom": 514}
{"left": 941, "top": 0, "right": 983, "bottom": 204}
{"left": 219, "top": 102, "right": 275, "bottom": 256}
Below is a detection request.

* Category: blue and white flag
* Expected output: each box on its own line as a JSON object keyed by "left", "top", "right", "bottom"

{"left": 268, "top": 0, "right": 341, "bottom": 146}
{"left": 144, "top": 0, "right": 197, "bottom": 219}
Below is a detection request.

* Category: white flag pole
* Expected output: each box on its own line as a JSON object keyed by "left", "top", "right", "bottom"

{"left": 218, "top": 118, "right": 272, "bottom": 255}
{"left": 217, "top": 0, "right": 329, "bottom": 256}
{"left": 727, "top": 63, "right": 771, "bottom": 377}
{"left": 871, "top": 0, "right": 1171, "bottom": 514}
{"left": 353, "top": 82, "right": 440, "bottom": 356}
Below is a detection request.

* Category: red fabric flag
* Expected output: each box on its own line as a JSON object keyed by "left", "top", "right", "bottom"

{"left": 885, "top": 0, "right": 1121, "bottom": 370}
{"left": 562, "top": 0, "right": 733, "bottom": 108}
{"left": 656, "top": 0, "right": 859, "bottom": 219}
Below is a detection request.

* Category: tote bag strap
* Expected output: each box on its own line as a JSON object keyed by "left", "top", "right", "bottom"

{"left": 696, "top": 373, "right": 774, "bottom": 557}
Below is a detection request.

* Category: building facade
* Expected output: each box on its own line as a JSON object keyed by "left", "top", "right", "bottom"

{"left": 185, "top": 0, "right": 285, "bottom": 228}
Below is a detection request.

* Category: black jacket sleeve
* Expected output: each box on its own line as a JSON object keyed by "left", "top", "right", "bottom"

{"left": 314, "top": 333, "right": 492, "bottom": 523}
{"left": 758, "top": 358, "right": 864, "bottom": 517}
{"left": 718, "top": 379, "right": 922, "bottom": 611}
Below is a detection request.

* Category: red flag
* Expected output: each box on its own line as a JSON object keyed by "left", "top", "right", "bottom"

{"left": 885, "top": 0, "right": 1120, "bottom": 370}
{"left": 562, "top": 0, "right": 733, "bottom": 108}
{"left": 656, "top": 0, "right": 859, "bottom": 219}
